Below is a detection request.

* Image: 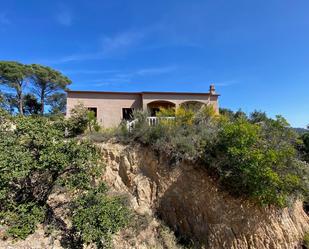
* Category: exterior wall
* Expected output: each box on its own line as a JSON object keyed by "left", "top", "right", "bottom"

{"left": 142, "top": 93, "right": 219, "bottom": 113}
{"left": 66, "top": 91, "right": 219, "bottom": 128}
{"left": 66, "top": 92, "right": 142, "bottom": 128}
{"left": 210, "top": 95, "right": 219, "bottom": 113}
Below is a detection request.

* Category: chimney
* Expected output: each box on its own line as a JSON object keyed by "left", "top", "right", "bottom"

{"left": 209, "top": 84, "right": 216, "bottom": 95}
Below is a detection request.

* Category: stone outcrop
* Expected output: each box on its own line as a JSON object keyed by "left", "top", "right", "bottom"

{"left": 0, "top": 225, "right": 63, "bottom": 249}
{"left": 100, "top": 142, "right": 309, "bottom": 249}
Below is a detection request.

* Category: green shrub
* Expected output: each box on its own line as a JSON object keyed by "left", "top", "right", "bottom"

{"left": 204, "top": 116, "right": 308, "bottom": 206}
{"left": 0, "top": 110, "right": 131, "bottom": 245}
{"left": 1, "top": 203, "right": 46, "bottom": 240}
{"left": 0, "top": 113, "right": 103, "bottom": 239}
{"left": 300, "top": 132, "right": 309, "bottom": 163}
{"left": 87, "top": 110, "right": 100, "bottom": 132}
{"left": 175, "top": 106, "right": 195, "bottom": 126}
{"left": 304, "top": 232, "right": 309, "bottom": 248}
{"left": 71, "top": 184, "right": 130, "bottom": 248}
{"left": 66, "top": 103, "right": 89, "bottom": 136}
{"left": 249, "top": 110, "right": 268, "bottom": 123}
{"left": 66, "top": 104, "right": 101, "bottom": 136}
{"left": 128, "top": 106, "right": 218, "bottom": 162}
{"left": 193, "top": 104, "right": 217, "bottom": 124}
{"left": 82, "top": 129, "right": 117, "bottom": 143}
{"left": 124, "top": 107, "right": 309, "bottom": 207}
{"left": 219, "top": 108, "right": 235, "bottom": 120}
{"left": 156, "top": 107, "right": 175, "bottom": 117}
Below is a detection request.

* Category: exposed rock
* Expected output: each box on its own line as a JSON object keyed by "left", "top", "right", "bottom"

{"left": 99, "top": 142, "right": 309, "bottom": 249}
{"left": 0, "top": 225, "right": 62, "bottom": 249}
{"left": 113, "top": 215, "right": 182, "bottom": 249}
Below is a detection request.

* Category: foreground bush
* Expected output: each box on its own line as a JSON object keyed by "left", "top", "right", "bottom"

{"left": 205, "top": 117, "right": 308, "bottom": 206}
{"left": 304, "top": 232, "right": 309, "bottom": 249}
{"left": 0, "top": 110, "right": 129, "bottom": 247}
{"left": 1, "top": 203, "right": 46, "bottom": 240}
{"left": 66, "top": 103, "right": 100, "bottom": 136}
{"left": 72, "top": 184, "right": 130, "bottom": 248}
{"left": 300, "top": 132, "right": 309, "bottom": 163}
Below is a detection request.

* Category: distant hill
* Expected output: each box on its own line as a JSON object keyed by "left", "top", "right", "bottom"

{"left": 293, "top": 128, "right": 308, "bottom": 135}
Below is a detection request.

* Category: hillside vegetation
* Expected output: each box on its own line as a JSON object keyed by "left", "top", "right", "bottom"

{"left": 0, "top": 109, "right": 130, "bottom": 248}
{"left": 89, "top": 106, "right": 309, "bottom": 208}
{"left": 0, "top": 104, "right": 309, "bottom": 248}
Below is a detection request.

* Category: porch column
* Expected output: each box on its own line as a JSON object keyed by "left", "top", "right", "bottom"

{"left": 142, "top": 101, "right": 148, "bottom": 111}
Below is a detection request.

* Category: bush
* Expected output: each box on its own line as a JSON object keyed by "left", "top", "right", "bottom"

{"left": 0, "top": 111, "right": 130, "bottom": 245}
{"left": 300, "top": 132, "right": 309, "bottom": 163}
{"left": 87, "top": 109, "right": 100, "bottom": 132}
{"left": 71, "top": 184, "right": 130, "bottom": 248}
{"left": 66, "top": 103, "right": 101, "bottom": 136}
{"left": 66, "top": 103, "right": 89, "bottom": 136}
{"left": 1, "top": 203, "right": 46, "bottom": 240}
{"left": 156, "top": 107, "right": 175, "bottom": 118}
{"left": 304, "top": 232, "right": 309, "bottom": 249}
{"left": 175, "top": 106, "right": 195, "bottom": 126}
{"left": 82, "top": 129, "right": 117, "bottom": 143}
{"left": 118, "top": 105, "right": 218, "bottom": 162}
{"left": 122, "top": 106, "right": 309, "bottom": 207}
{"left": 204, "top": 117, "right": 308, "bottom": 206}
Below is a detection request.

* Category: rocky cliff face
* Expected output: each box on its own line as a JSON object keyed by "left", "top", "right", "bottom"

{"left": 100, "top": 142, "right": 309, "bottom": 249}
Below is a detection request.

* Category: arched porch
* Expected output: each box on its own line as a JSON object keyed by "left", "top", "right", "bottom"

{"left": 179, "top": 101, "right": 206, "bottom": 112}
{"left": 147, "top": 100, "right": 176, "bottom": 116}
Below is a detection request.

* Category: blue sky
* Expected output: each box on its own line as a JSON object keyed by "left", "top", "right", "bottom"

{"left": 0, "top": 0, "right": 308, "bottom": 127}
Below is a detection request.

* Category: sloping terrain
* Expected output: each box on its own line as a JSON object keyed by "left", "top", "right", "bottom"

{"left": 1, "top": 141, "right": 308, "bottom": 249}
{"left": 100, "top": 142, "right": 309, "bottom": 249}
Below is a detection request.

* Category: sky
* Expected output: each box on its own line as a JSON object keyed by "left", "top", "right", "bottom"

{"left": 0, "top": 0, "right": 308, "bottom": 127}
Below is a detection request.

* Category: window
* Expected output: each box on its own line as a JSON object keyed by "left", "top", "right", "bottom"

{"left": 87, "top": 107, "right": 97, "bottom": 118}
{"left": 150, "top": 108, "right": 160, "bottom": 117}
{"left": 122, "top": 108, "right": 134, "bottom": 121}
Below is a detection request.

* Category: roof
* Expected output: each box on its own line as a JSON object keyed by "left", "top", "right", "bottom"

{"left": 66, "top": 90, "right": 220, "bottom": 96}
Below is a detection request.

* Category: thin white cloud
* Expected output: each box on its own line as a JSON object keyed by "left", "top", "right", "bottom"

{"left": 216, "top": 80, "right": 239, "bottom": 87}
{"left": 110, "top": 66, "right": 176, "bottom": 80}
{"left": 71, "top": 66, "right": 176, "bottom": 88}
{"left": 136, "top": 66, "right": 177, "bottom": 76}
{"left": 55, "top": 5, "right": 73, "bottom": 27}
{"left": 0, "top": 13, "right": 11, "bottom": 26}
{"left": 63, "top": 69, "right": 121, "bottom": 75}
{"left": 36, "top": 52, "right": 102, "bottom": 65}
{"left": 89, "top": 66, "right": 177, "bottom": 87}
{"left": 56, "top": 53, "right": 100, "bottom": 63}
{"left": 100, "top": 31, "right": 145, "bottom": 56}
{"left": 36, "top": 30, "right": 146, "bottom": 65}
{"left": 94, "top": 82, "right": 114, "bottom": 87}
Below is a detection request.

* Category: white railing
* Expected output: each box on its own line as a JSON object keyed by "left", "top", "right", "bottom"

{"left": 127, "top": 117, "right": 175, "bottom": 132}
{"left": 126, "top": 119, "right": 138, "bottom": 132}
{"left": 147, "top": 117, "right": 175, "bottom": 126}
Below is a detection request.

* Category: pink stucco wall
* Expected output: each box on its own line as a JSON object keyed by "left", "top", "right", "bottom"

{"left": 67, "top": 92, "right": 142, "bottom": 127}
{"left": 67, "top": 91, "right": 219, "bottom": 128}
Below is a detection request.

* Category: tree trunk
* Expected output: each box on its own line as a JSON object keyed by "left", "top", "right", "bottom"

{"left": 17, "top": 90, "right": 23, "bottom": 115}
{"left": 40, "top": 89, "right": 45, "bottom": 114}
{"left": 16, "top": 81, "right": 24, "bottom": 115}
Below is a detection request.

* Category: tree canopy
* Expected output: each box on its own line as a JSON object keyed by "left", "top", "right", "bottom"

{"left": 30, "top": 64, "right": 71, "bottom": 114}
{"left": 0, "top": 61, "right": 32, "bottom": 115}
{"left": 0, "top": 61, "right": 71, "bottom": 115}
{"left": 46, "top": 92, "right": 67, "bottom": 114}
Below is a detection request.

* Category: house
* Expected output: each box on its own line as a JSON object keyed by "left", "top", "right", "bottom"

{"left": 66, "top": 84, "right": 220, "bottom": 128}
